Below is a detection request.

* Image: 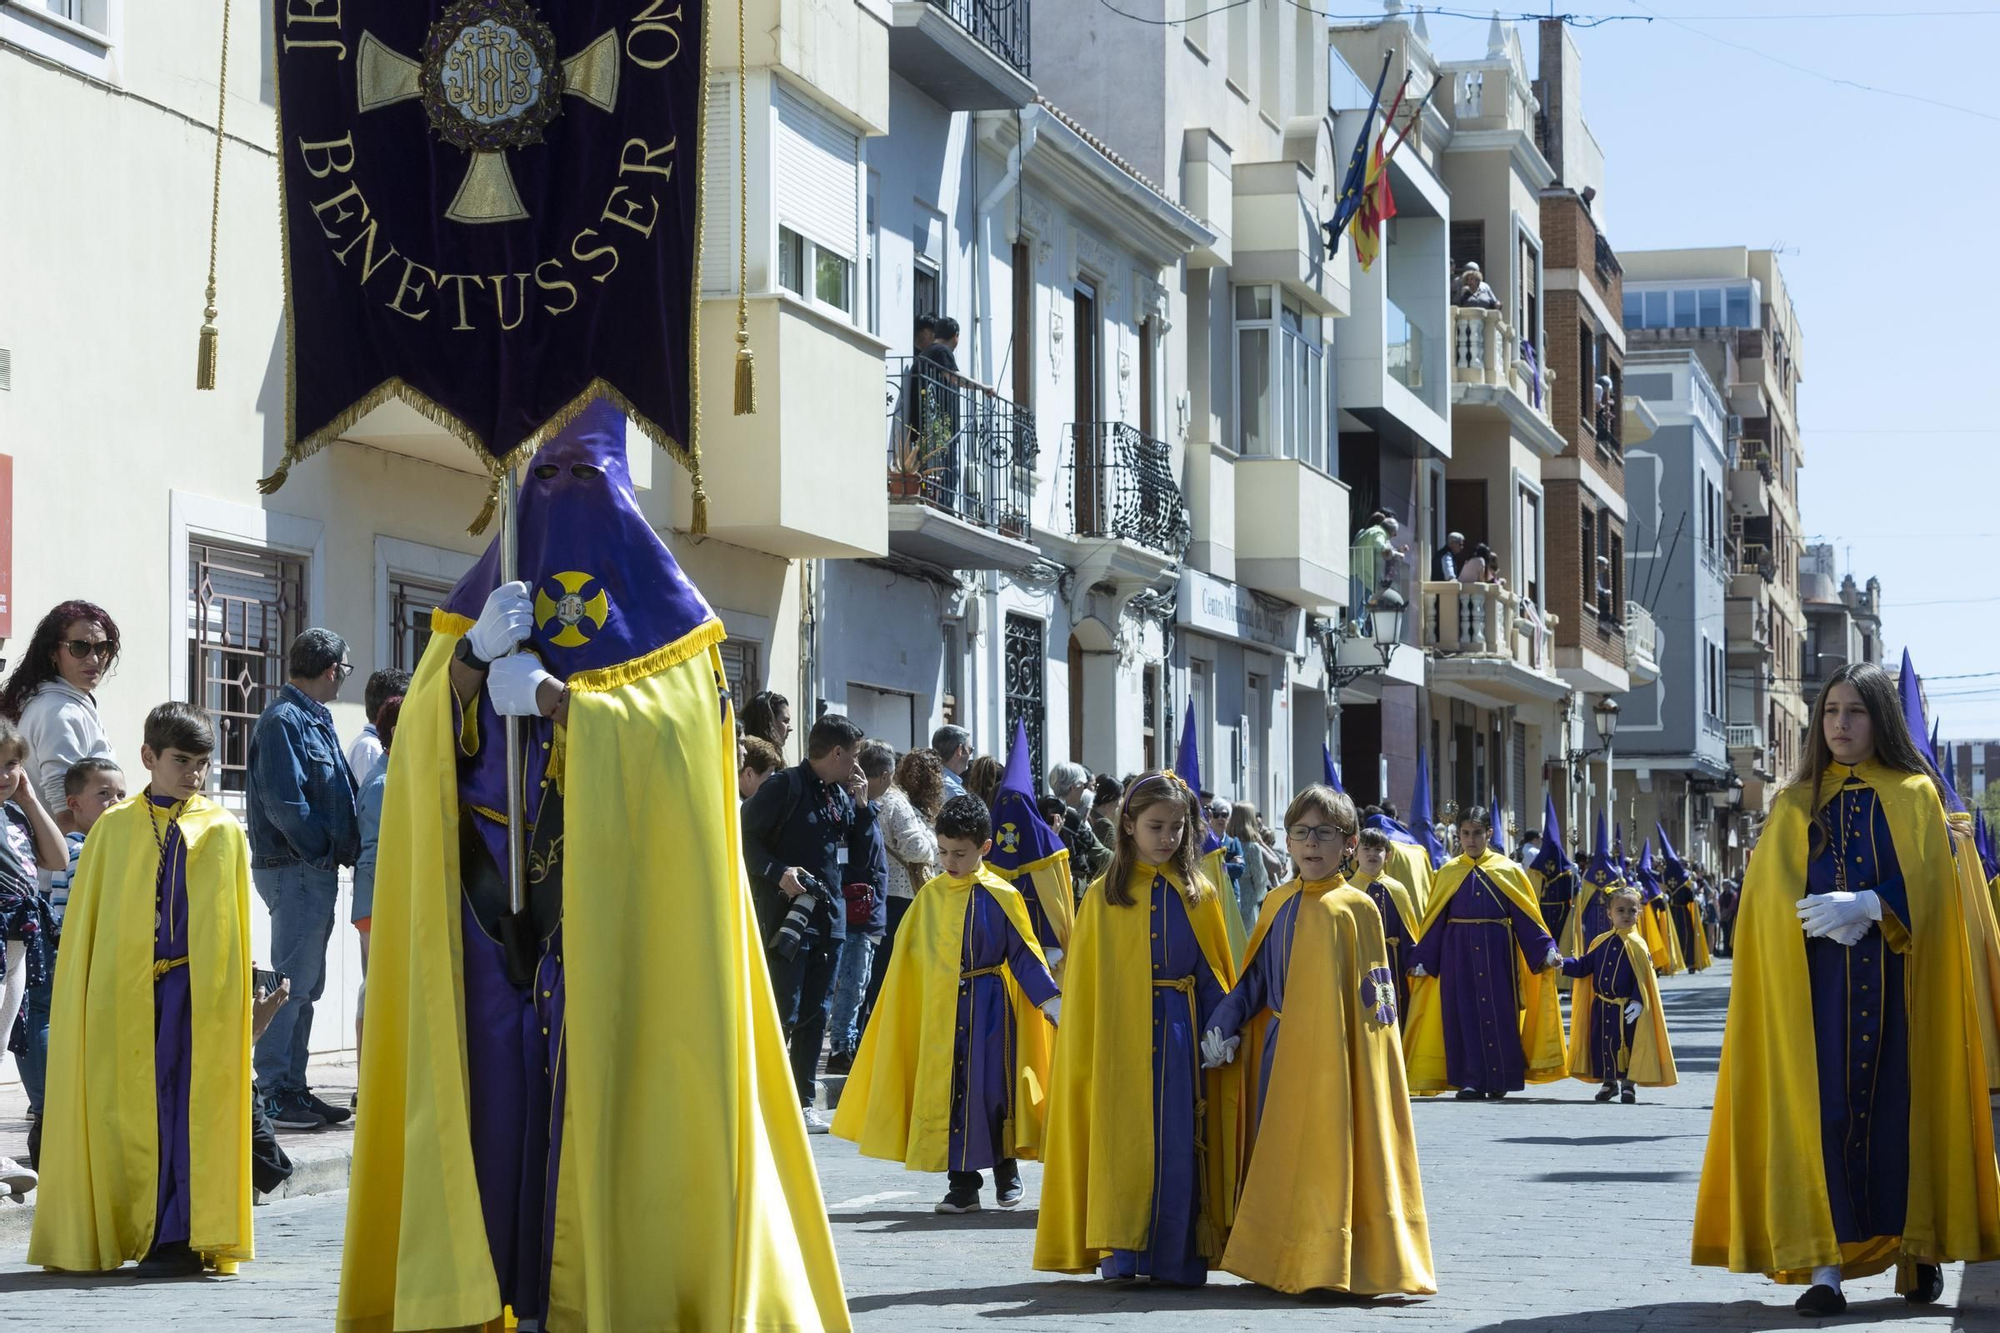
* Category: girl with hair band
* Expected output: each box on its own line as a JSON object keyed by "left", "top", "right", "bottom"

{"left": 1693, "top": 662, "right": 2000, "bottom": 1314}
{"left": 1034, "top": 772, "right": 1241, "bottom": 1287}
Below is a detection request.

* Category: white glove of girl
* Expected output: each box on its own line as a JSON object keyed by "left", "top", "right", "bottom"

{"left": 1039, "top": 996, "right": 1061, "bottom": 1028}
{"left": 1796, "top": 890, "right": 1880, "bottom": 946}
{"left": 1200, "top": 1028, "right": 1241, "bottom": 1069}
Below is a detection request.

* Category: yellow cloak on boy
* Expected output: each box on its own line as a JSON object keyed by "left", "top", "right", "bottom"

{"left": 1033, "top": 866, "right": 1242, "bottom": 1272}
{"left": 1944, "top": 810, "right": 2000, "bottom": 1089}
{"left": 1402, "top": 853, "right": 1567, "bottom": 1093}
{"left": 1691, "top": 761, "right": 2000, "bottom": 1284}
{"left": 1565, "top": 928, "right": 1677, "bottom": 1088}
{"left": 1220, "top": 878, "right": 1435, "bottom": 1296}
{"left": 29, "top": 796, "right": 254, "bottom": 1272}
{"left": 831, "top": 866, "right": 1054, "bottom": 1169}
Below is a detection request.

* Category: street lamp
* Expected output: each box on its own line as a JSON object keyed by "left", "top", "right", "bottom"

{"left": 1593, "top": 696, "right": 1620, "bottom": 746}
{"left": 1320, "top": 588, "right": 1406, "bottom": 692}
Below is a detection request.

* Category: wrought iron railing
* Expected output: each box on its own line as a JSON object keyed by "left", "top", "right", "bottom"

{"left": 886, "top": 356, "right": 1033, "bottom": 540}
{"left": 922, "top": 0, "right": 1031, "bottom": 75}
{"left": 1594, "top": 230, "right": 1621, "bottom": 282}
{"left": 1063, "top": 421, "right": 1191, "bottom": 559}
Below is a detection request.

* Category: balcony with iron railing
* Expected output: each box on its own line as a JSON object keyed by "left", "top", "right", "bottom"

{"left": 884, "top": 357, "right": 1037, "bottom": 570}
{"left": 1420, "top": 580, "right": 1570, "bottom": 708}
{"left": 1451, "top": 306, "right": 1566, "bottom": 456}
{"left": 1625, "top": 599, "right": 1662, "bottom": 685}
{"left": 1049, "top": 421, "right": 1192, "bottom": 586}
{"left": 1726, "top": 722, "right": 1777, "bottom": 782}
{"left": 889, "top": 0, "right": 1034, "bottom": 110}
{"left": 1735, "top": 542, "right": 1776, "bottom": 581}
{"left": 1729, "top": 450, "right": 1771, "bottom": 518}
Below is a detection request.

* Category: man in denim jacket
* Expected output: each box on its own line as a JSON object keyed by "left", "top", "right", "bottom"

{"left": 246, "top": 628, "right": 359, "bottom": 1130}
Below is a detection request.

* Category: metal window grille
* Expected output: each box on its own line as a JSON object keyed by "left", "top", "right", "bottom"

{"left": 1004, "top": 613, "right": 1045, "bottom": 781}
{"left": 389, "top": 574, "right": 453, "bottom": 672}
{"left": 187, "top": 539, "right": 306, "bottom": 796}
{"left": 718, "top": 639, "right": 760, "bottom": 716}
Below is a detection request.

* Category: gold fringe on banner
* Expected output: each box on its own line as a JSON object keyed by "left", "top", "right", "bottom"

{"left": 195, "top": 0, "right": 232, "bottom": 390}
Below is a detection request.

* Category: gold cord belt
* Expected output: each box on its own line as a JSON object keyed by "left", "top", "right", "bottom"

{"left": 961, "top": 964, "right": 1006, "bottom": 980}
{"left": 153, "top": 956, "right": 189, "bottom": 981}
{"left": 1453, "top": 917, "right": 1510, "bottom": 925}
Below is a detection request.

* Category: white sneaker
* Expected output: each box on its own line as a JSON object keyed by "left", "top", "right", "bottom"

{"left": 801, "top": 1107, "right": 832, "bottom": 1135}
{"left": 0, "top": 1156, "right": 37, "bottom": 1196}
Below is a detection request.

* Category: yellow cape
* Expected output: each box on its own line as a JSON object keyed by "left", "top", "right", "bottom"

{"left": 1679, "top": 899, "right": 1713, "bottom": 971}
{"left": 1033, "top": 865, "right": 1241, "bottom": 1273}
{"left": 1640, "top": 893, "right": 1682, "bottom": 974}
{"left": 1219, "top": 879, "right": 1435, "bottom": 1296}
{"left": 1565, "top": 929, "right": 1677, "bottom": 1088}
{"left": 29, "top": 795, "right": 253, "bottom": 1272}
{"left": 1402, "top": 852, "right": 1567, "bottom": 1093}
{"left": 1202, "top": 844, "right": 1249, "bottom": 964}
{"left": 1946, "top": 811, "right": 2000, "bottom": 1089}
{"left": 1384, "top": 840, "right": 1435, "bottom": 916}
{"left": 337, "top": 618, "right": 849, "bottom": 1332}
{"left": 832, "top": 866, "right": 1053, "bottom": 1169}
{"left": 1691, "top": 760, "right": 2000, "bottom": 1283}
{"left": 1560, "top": 876, "right": 1616, "bottom": 963}
{"left": 999, "top": 849, "right": 1075, "bottom": 979}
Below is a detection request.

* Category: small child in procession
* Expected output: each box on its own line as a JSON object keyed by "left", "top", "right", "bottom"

{"left": 31, "top": 703, "right": 257, "bottom": 1278}
{"left": 0, "top": 720, "right": 68, "bottom": 1197}
{"left": 1200, "top": 785, "right": 1435, "bottom": 1298}
{"left": 1034, "top": 772, "right": 1241, "bottom": 1286}
{"left": 1346, "top": 826, "right": 1423, "bottom": 1025}
{"left": 1561, "top": 886, "right": 1677, "bottom": 1104}
{"left": 831, "top": 794, "right": 1060, "bottom": 1214}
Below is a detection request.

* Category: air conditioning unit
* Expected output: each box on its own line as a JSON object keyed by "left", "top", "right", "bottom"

{"left": 1726, "top": 414, "right": 1743, "bottom": 439}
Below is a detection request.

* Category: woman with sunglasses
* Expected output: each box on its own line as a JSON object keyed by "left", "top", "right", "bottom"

{"left": 0, "top": 601, "right": 121, "bottom": 836}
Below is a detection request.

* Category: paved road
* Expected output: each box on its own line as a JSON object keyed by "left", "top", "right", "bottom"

{"left": 4, "top": 960, "right": 1998, "bottom": 1329}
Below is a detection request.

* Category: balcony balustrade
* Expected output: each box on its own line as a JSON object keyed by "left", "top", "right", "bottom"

{"left": 883, "top": 357, "right": 1036, "bottom": 569}
{"left": 1062, "top": 421, "right": 1192, "bottom": 561}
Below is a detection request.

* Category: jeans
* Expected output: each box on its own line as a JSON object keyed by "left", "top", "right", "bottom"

{"left": 17, "top": 972, "right": 52, "bottom": 1113}
{"left": 766, "top": 933, "right": 839, "bottom": 1108}
{"left": 828, "top": 933, "right": 876, "bottom": 1056}
{"left": 253, "top": 863, "right": 341, "bottom": 1095}
{"left": 860, "top": 896, "right": 912, "bottom": 1035}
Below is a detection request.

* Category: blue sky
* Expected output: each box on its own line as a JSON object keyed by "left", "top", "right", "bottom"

{"left": 1460, "top": 2, "right": 2000, "bottom": 735}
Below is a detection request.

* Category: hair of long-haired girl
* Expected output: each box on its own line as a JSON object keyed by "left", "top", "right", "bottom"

{"left": 1792, "top": 660, "right": 1943, "bottom": 856}
{"left": 1101, "top": 771, "right": 1208, "bottom": 907}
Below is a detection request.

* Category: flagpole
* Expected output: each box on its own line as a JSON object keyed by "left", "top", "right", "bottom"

{"left": 498, "top": 467, "right": 532, "bottom": 983}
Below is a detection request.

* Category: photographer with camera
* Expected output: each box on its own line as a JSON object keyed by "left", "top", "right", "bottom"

{"left": 742, "top": 713, "right": 883, "bottom": 1132}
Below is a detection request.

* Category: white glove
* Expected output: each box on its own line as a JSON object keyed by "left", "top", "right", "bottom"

{"left": 1623, "top": 1000, "right": 1642, "bottom": 1024}
{"left": 488, "top": 652, "right": 555, "bottom": 718}
{"left": 1544, "top": 947, "right": 1563, "bottom": 972}
{"left": 1039, "top": 996, "right": 1061, "bottom": 1028}
{"left": 467, "top": 581, "right": 535, "bottom": 662}
{"left": 1409, "top": 964, "right": 1428, "bottom": 978}
{"left": 1043, "top": 948, "right": 1064, "bottom": 971}
{"left": 1200, "top": 1028, "right": 1241, "bottom": 1069}
{"left": 1796, "top": 890, "right": 1880, "bottom": 940}
{"left": 1826, "top": 919, "right": 1874, "bottom": 948}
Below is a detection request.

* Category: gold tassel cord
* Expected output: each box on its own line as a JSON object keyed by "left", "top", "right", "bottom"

{"left": 468, "top": 469, "right": 505, "bottom": 537}
{"left": 732, "top": 0, "right": 755, "bottom": 418}
{"left": 195, "top": 0, "right": 232, "bottom": 391}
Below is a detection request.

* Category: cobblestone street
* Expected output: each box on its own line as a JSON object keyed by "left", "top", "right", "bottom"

{"left": 3, "top": 959, "right": 1997, "bottom": 1329}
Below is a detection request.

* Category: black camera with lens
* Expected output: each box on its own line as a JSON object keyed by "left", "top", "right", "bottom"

{"left": 767, "top": 869, "right": 835, "bottom": 962}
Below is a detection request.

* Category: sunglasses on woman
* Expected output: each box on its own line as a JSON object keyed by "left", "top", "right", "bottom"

{"left": 63, "top": 640, "right": 115, "bottom": 662}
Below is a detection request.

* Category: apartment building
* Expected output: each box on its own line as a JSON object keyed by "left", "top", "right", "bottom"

{"left": 1798, "top": 543, "right": 1883, "bottom": 706}
{"left": 1032, "top": 0, "right": 1350, "bottom": 813}
{"left": 1618, "top": 349, "right": 1735, "bottom": 872}
{"left": 1622, "top": 246, "right": 1809, "bottom": 826}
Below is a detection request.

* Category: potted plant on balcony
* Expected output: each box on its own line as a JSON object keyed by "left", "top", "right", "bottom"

{"left": 889, "top": 395, "right": 953, "bottom": 501}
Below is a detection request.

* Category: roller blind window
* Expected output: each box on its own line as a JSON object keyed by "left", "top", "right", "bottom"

{"left": 776, "top": 85, "right": 860, "bottom": 263}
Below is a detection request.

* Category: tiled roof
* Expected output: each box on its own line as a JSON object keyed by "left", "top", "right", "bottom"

{"left": 1032, "top": 97, "right": 1206, "bottom": 228}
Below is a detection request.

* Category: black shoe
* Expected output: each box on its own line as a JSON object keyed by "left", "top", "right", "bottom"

{"left": 1455, "top": 1088, "right": 1484, "bottom": 1101}
{"left": 935, "top": 1189, "right": 982, "bottom": 1214}
{"left": 1621, "top": 1089, "right": 1637, "bottom": 1104}
{"left": 134, "top": 1241, "right": 204, "bottom": 1279}
{"left": 264, "top": 1090, "right": 326, "bottom": 1131}
{"left": 303, "top": 1090, "right": 352, "bottom": 1126}
{"left": 1906, "top": 1263, "right": 1944, "bottom": 1305}
{"left": 1794, "top": 1284, "right": 1846, "bottom": 1316}
{"left": 1594, "top": 1084, "right": 1617, "bottom": 1102}
{"left": 994, "top": 1176, "right": 1024, "bottom": 1209}
{"left": 825, "top": 1049, "right": 855, "bottom": 1076}
{"left": 1485, "top": 1090, "right": 1508, "bottom": 1100}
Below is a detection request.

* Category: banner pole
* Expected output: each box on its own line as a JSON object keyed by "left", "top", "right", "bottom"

{"left": 499, "top": 468, "right": 532, "bottom": 983}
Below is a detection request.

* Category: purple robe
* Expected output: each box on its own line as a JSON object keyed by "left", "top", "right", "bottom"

{"left": 1013, "top": 868, "right": 1064, "bottom": 954}
{"left": 151, "top": 794, "right": 193, "bottom": 1249}
{"left": 1805, "top": 776, "right": 1909, "bottom": 1243}
{"left": 1101, "top": 876, "right": 1226, "bottom": 1286}
{"left": 458, "top": 700, "right": 565, "bottom": 1320}
{"left": 1406, "top": 862, "right": 1554, "bottom": 1093}
{"left": 1360, "top": 878, "right": 1415, "bottom": 1027}
{"left": 948, "top": 884, "right": 1058, "bottom": 1173}
{"left": 1209, "top": 891, "right": 1303, "bottom": 1125}
{"left": 1560, "top": 930, "right": 1640, "bottom": 1081}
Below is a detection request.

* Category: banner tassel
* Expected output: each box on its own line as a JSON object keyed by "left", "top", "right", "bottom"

{"left": 690, "top": 463, "right": 710, "bottom": 536}
{"left": 195, "top": 0, "right": 231, "bottom": 390}
{"left": 256, "top": 457, "right": 292, "bottom": 495}
{"left": 733, "top": 329, "right": 756, "bottom": 416}
{"left": 468, "top": 471, "right": 504, "bottom": 537}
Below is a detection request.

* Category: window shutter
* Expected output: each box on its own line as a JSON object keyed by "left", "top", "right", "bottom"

{"left": 701, "top": 77, "right": 738, "bottom": 297}
{"left": 1450, "top": 220, "right": 1485, "bottom": 272}
{"left": 775, "top": 84, "right": 859, "bottom": 262}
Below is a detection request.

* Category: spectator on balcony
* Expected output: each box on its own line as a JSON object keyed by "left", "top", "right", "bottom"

{"left": 916, "top": 317, "right": 965, "bottom": 512}
{"left": 1453, "top": 262, "right": 1499, "bottom": 310}
{"left": 1457, "top": 543, "right": 1496, "bottom": 587}
{"left": 1353, "top": 511, "right": 1410, "bottom": 608}
{"left": 1433, "top": 532, "right": 1466, "bottom": 584}
{"left": 932, "top": 725, "right": 973, "bottom": 799}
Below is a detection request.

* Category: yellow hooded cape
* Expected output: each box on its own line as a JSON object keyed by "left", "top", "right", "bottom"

{"left": 29, "top": 795, "right": 253, "bottom": 1272}
{"left": 1003, "top": 850, "right": 1075, "bottom": 974}
{"left": 1033, "top": 865, "right": 1241, "bottom": 1273}
{"left": 1559, "top": 876, "right": 1614, "bottom": 964}
{"left": 1680, "top": 899, "right": 1713, "bottom": 971}
{"left": 1385, "top": 840, "right": 1435, "bottom": 916}
{"left": 1691, "top": 760, "right": 2000, "bottom": 1284}
{"left": 336, "top": 618, "right": 848, "bottom": 1332}
{"left": 1402, "top": 852, "right": 1567, "bottom": 1094}
{"left": 1201, "top": 844, "right": 1249, "bottom": 963}
{"left": 831, "top": 866, "right": 1054, "bottom": 1169}
{"left": 1640, "top": 894, "right": 1682, "bottom": 975}
{"left": 1565, "top": 928, "right": 1677, "bottom": 1088}
{"left": 1945, "top": 811, "right": 2000, "bottom": 1089}
{"left": 1219, "top": 878, "right": 1435, "bottom": 1296}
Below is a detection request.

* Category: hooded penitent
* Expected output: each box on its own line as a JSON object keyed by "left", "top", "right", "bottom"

{"left": 1527, "top": 794, "right": 1576, "bottom": 946}
{"left": 1657, "top": 823, "right": 1711, "bottom": 973}
{"left": 336, "top": 401, "right": 849, "bottom": 1332}
{"left": 986, "top": 719, "right": 1075, "bottom": 962}
{"left": 1176, "top": 702, "right": 1247, "bottom": 962}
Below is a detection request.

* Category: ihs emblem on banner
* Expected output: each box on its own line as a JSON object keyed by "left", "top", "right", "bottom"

{"left": 996, "top": 823, "right": 1022, "bottom": 856}
{"left": 356, "top": 0, "right": 621, "bottom": 223}
{"left": 535, "top": 571, "right": 610, "bottom": 647}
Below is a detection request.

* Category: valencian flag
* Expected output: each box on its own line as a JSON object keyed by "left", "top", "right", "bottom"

{"left": 268, "top": 0, "right": 710, "bottom": 524}
{"left": 987, "top": 719, "right": 1075, "bottom": 960}
{"left": 1347, "top": 77, "right": 1404, "bottom": 273}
